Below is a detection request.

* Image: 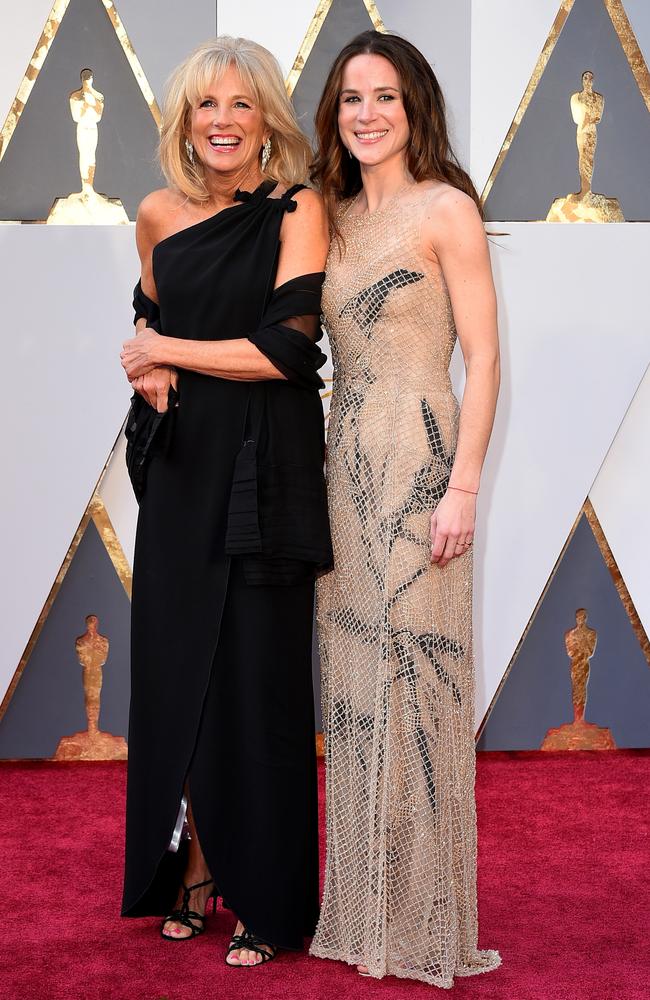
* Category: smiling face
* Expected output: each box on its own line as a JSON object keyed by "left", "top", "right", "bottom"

{"left": 338, "top": 53, "right": 409, "bottom": 169}
{"left": 187, "top": 63, "right": 269, "bottom": 178}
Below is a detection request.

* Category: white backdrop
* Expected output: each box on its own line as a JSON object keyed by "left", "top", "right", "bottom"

{"left": 1, "top": 0, "right": 649, "bottom": 729}
{"left": 0, "top": 226, "right": 138, "bottom": 694}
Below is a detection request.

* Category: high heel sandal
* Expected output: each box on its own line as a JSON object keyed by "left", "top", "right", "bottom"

{"left": 225, "top": 928, "right": 278, "bottom": 966}
{"left": 160, "top": 877, "right": 216, "bottom": 941}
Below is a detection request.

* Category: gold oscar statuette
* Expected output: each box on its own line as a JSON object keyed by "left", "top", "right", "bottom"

{"left": 47, "top": 68, "right": 129, "bottom": 225}
{"left": 547, "top": 70, "right": 624, "bottom": 223}
{"left": 54, "top": 614, "right": 128, "bottom": 760}
{"left": 541, "top": 609, "right": 616, "bottom": 750}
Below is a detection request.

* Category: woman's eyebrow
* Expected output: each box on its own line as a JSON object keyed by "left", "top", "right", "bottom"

{"left": 199, "top": 92, "right": 254, "bottom": 101}
{"left": 340, "top": 86, "right": 400, "bottom": 94}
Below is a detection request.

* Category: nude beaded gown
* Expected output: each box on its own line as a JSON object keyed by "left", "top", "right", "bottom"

{"left": 311, "top": 186, "right": 500, "bottom": 987}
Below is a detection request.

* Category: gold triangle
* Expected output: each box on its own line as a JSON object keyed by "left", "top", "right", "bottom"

{"left": 286, "top": 0, "right": 386, "bottom": 97}
{"left": 481, "top": 0, "right": 650, "bottom": 205}
{"left": 475, "top": 497, "right": 650, "bottom": 741}
{"left": 583, "top": 499, "right": 650, "bottom": 665}
{"left": 0, "top": 0, "right": 161, "bottom": 162}
{"left": 0, "top": 428, "right": 132, "bottom": 726}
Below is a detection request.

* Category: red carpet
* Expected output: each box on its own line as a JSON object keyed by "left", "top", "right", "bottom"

{"left": 2, "top": 751, "right": 649, "bottom": 1000}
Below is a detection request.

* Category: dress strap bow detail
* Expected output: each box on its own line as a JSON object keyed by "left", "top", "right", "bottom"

{"left": 233, "top": 181, "right": 307, "bottom": 212}
{"left": 272, "top": 183, "right": 307, "bottom": 213}
{"left": 233, "top": 179, "right": 277, "bottom": 204}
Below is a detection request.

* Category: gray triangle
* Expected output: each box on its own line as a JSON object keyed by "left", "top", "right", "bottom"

{"left": 484, "top": 0, "right": 650, "bottom": 221}
{"left": 0, "top": 0, "right": 161, "bottom": 221}
{"left": 478, "top": 514, "right": 650, "bottom": 750}
{"left": 292, "top": 0, "right": 377, "bottom": 141}
{"left": 0, "top": 520, "right": 131, "bottom": 759}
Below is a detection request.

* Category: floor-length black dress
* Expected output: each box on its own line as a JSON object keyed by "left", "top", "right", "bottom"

{"left": 121, "top": 181, "right": 332, "bottom": 950}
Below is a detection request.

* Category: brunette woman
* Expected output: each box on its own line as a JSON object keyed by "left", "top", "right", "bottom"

{"left": 310, "top": 31, "right": 501, "bottom": 986}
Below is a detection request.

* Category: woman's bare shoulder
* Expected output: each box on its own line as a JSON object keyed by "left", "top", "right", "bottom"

{"left": 137, "top": 187, "right": 186, "bottom": 226}
{"left": 420, "top": 182, "right": 483, "bottom": 244}
{"left": 417, "top": 179, "right": 477, "bottom": 214}
{"left": 280, "top": 186, "right": 328, "bottom": 241}
{"left": 271, "top": 184, "right": 324, "bottom": 211}
{"left": 136, "top": 188, "right": 188, "bottom": 259}
{"left": 289, "top": 186, "right": 326, "bottom": 219}
{"left": 290, "top": 186, "right": 323, "bottom": 204}
{"left": 415, "top": 183, "right": 485, "bottom": 268}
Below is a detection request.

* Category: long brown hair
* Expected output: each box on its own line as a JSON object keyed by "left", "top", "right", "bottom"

{"left": 310, "top": 31, "right": 481, "bottom": 237}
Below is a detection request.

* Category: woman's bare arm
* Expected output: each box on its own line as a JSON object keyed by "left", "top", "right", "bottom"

{"left": 423, "top": 187, "right": 500, "bottom": 567}
{"left": 129, "top": 191, "right": 177, "bottom": 410}
{"left": 121, "top": 189, "right": 329, "bottom": 382}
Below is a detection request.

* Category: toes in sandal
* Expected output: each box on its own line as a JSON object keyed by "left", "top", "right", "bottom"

{"left": 160, "top": 877, "right": 216, "bottom": 941}
{"left": 225, "top": 929, "right": 277, "bottom": 966}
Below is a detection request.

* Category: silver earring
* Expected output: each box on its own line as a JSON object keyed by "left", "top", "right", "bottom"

{"left": 348, "top": 148, "right": 353, "bottom": 159}
{"left": 261, "top": 137, "right": 272, "bottom": 171}
{"left": 185, "top": 138, "right": 194, "bottom": 164}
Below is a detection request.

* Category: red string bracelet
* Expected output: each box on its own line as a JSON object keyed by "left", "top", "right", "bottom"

{"left": 448, "top": 485, "right": 479, "bottom": 495}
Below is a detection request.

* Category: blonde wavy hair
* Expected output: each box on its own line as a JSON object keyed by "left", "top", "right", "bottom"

{"left": 160, "top": 37, "right": 311, "bottom": 201}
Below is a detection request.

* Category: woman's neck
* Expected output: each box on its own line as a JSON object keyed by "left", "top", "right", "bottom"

{"left": 357, "top": 156, "right": 413, "bottom": 213}
{"left": 203, "top": 163, "right": 265, "bottom": 210}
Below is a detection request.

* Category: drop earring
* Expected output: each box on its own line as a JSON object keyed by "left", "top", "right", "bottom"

{"left": 261, "top": 137, "right": 272, "bottom": 171}
{"left": 185, "top": 138, "right": 194, "bottom": 164}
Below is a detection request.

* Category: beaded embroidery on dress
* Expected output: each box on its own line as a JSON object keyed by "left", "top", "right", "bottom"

{"left": 311, "top": 186, "right": 500, "bottom": 987}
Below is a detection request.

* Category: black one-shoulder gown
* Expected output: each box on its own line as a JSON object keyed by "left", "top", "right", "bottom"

{"left": 121, "top": 182, "right": 331, "bottom": 950}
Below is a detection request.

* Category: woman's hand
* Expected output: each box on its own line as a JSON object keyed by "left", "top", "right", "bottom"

{"left": 121, "top": 327, "right": 166, "bottom": 379}
{"left": 430, "top": 488, "right": 476, "bottom": 568}
{"left": 131, "top": 366, "right": 178, "bottom": 413}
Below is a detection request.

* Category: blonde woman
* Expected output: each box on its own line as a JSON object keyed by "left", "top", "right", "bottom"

{"left": 120, "top": 37, "right": 331, "bottom": 967}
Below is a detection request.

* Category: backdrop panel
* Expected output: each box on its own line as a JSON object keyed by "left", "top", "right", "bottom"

{"left": 483, "top": 0, "right": 650, "bottom": 222}
{"left": 478, "top": 508, "right": 650, "bottom": 750}
{"left": 0, "top": 518, "right": 130, "bottom": 759}
{"left": 216, "top": 0, "right": 327, "bottom": 77}
{"left": 475, "top": 222, "right": 650, "bottom": 721}
{"left": 2, "top": 1, "right": 649, "bottom": 755}
{"left": 0, "top": 0, "right": 162, "bottom": 221}
{"left": 470, "top": 0, "right": 559, "bottom": 193}
{"left": 0, "top": 0, "right": 54, "bottom": 142}
{"left": 0, "top": 225, "right": 137, "bottom": 708}
{"left": 117, "top": 0, "right": 217, "bottom": 105}
{"left": 590, "top": 366, "right": 650, "bottom": 639}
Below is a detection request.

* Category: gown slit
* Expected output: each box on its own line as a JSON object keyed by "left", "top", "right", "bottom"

{"left": 131, "top": 545, "right": 233, "bottom": 930}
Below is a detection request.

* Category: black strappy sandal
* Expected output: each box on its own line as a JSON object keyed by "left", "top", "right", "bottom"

{"left": 225, "top": 928, "right": 278, "bottom": 966}
{"left": 160, "top": 877, "right": 216, "bottom": 941}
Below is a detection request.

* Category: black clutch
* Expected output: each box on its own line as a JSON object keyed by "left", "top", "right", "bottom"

{"left": 124, "top": 385, "right": 178, "bottom": 502}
